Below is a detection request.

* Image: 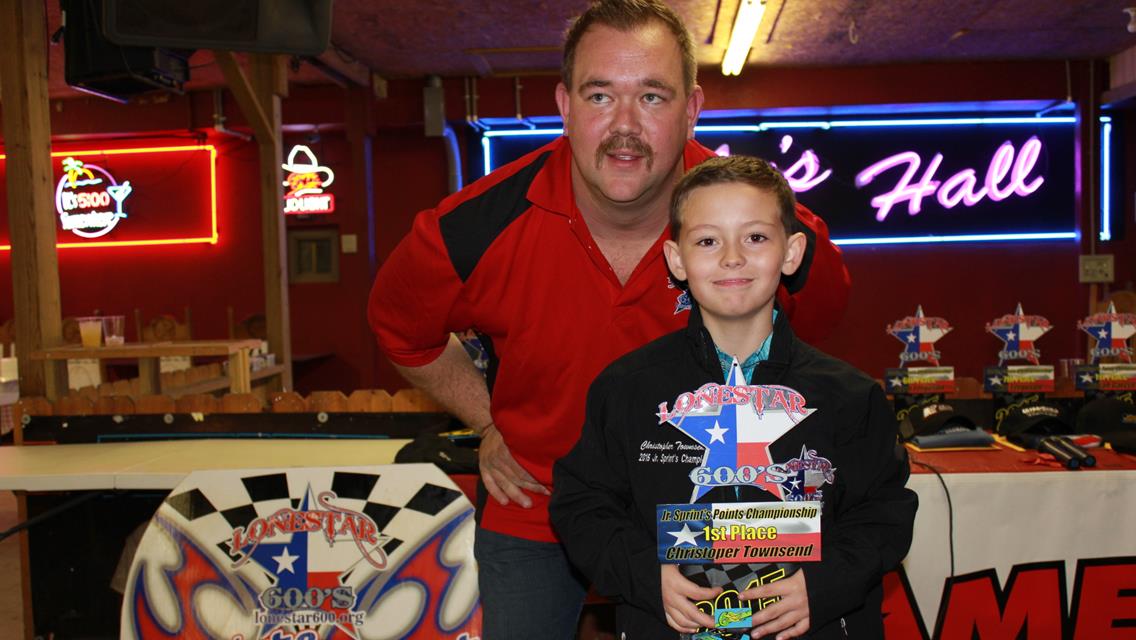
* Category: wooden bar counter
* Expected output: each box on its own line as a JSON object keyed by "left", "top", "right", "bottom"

{"left": 29, "top": 339, "right": 264, "bottom": 399}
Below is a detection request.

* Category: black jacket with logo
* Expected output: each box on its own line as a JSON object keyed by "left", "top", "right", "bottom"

{"left": 551, "top": 306, "right": 918, "bottom": 638}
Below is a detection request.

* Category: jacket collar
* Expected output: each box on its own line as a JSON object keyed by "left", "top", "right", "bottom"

{"left": 684, "top": 301, "right": 796, "bottom": 385}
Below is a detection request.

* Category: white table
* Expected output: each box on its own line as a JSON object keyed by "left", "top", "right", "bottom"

{"left": 0, "top": 438, "right": 410, "bottom": 490}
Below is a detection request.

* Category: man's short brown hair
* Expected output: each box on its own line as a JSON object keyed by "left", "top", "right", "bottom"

{"left": 670, "top": 156, "right": 800, "bottom": 239}
{"left": 562, "top": 0, "right": 697, "bottom": 94}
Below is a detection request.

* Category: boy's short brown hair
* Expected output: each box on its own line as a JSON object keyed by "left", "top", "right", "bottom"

{"left": 562, "top": 0, "right": 697, "bottom": 94}
{"left": 670, "top": 155, "right": 799, "bottom": 239}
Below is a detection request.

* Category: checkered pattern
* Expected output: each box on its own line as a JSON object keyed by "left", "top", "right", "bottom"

{"left": 161, "top": 465, "right": 466, "bottom": 575}
{"left": 681, "top": 561, "right": 798, "bottom": 608}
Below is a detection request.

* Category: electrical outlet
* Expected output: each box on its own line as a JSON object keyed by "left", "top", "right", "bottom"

{"left": 341, "top": 234, "right": 358, "bottom": 254}
{"left": 1079, "top": 254, "right": 1114, "bottom": 283}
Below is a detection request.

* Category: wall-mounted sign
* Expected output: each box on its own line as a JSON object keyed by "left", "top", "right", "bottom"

{"left": 0, "top": 145, "right": 218, "bottom": 249}
{"left": 481, "top": 117, "right": 1082, "bottom": 245}
{"left": 282, "top": 145, "right": 335, "bottom": 215}
{"left": 56, "top": 157, "right": 133, "bottom": 238}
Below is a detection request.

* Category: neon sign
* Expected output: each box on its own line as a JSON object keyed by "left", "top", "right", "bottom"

{"left": 55, "top": 157, "right": 133, "bottom": 238}
{"left": 0, "top": 145, "right": 218, "bottom": 250}
{"left": 854, "top": 137, "right": 1045, "bottom": 222}
{"left": 480, "top": 116, "right": 1085, "bottom": 245}
{"left": 715, "top": 136, "right": 831, "bottom": 193}
{"left": 282, "top": 145, "right": 335, "bottom": 215}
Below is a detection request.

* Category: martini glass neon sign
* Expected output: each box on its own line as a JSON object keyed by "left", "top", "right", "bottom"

{"left": 55, "top": 157, "right": 132, "bottom": 238}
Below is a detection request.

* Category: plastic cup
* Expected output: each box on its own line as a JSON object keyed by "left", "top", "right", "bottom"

{"left": 102, "top": 315, "right": 125, "bottom": 346}
{"left": 77, "top": 316, "right": 103, "bottom": 348}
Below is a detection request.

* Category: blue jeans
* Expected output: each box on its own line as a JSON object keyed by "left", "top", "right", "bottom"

{"left": 475, "top": 527, "right": 588, "bottom": 639}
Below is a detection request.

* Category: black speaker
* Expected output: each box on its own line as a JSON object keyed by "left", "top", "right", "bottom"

{"left": 101, "top": 0, "right": 333, "bottom": 56}
{"left": 63, "top": 0, "right": 190, "bottom": 103}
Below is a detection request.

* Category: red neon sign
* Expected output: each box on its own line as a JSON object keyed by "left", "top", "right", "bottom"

{"left": 0, "top": 144, "right": 218, "bottom": 250}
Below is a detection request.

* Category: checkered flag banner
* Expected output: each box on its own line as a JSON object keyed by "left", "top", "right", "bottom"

{"left": 121, "top": 464, "right": 482, "bottom": 640}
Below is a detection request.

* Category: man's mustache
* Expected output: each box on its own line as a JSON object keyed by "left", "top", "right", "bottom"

{"left": 596, "top": 135, "right": 654, "bottom": 170}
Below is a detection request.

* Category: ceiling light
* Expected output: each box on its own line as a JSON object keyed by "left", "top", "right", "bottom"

{"left": 722, "top": 0, "right": 767, "bottom": 76}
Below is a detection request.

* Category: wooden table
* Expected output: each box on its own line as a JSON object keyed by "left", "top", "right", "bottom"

{"left": 29, "top": 339, "right": 263, "bottom": 399}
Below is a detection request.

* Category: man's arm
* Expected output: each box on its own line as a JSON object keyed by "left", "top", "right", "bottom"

{"left": 394, "top": 334, "right": 547, "bottom": 507}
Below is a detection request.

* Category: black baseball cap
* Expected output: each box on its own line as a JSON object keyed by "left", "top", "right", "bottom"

{"left": 900, "top": 402, "right": 976, "bottom": 440}
{"left": 997, "top": 402, "right": 1072, "bottom": 437}
{"left": 1076, "top": 397, "right": 1136, "bottom": 436}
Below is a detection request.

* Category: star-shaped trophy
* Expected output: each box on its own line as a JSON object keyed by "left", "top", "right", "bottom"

{"left": 984, "top": 303, "right": 1055, "bottom": 394}
{"left": 1076, "top": 302, "right": 1136, "bottom": 391}
{"left": 885, "top": 306, "right": 956, "bottom": 397}
{"left": 663, "top": 359, "right": 814, "bottom": 502}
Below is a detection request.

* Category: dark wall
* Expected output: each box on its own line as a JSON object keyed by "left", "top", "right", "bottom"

{"left": 0, "top": 60, "right": 1132, "bottom": 394}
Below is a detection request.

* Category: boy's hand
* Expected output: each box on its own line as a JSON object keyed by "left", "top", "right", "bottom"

{"left": 741, "top": 569, "right": 810, "bottom": 639}
{"left": 660, "top": 564, "right": 720, "bottom": 633}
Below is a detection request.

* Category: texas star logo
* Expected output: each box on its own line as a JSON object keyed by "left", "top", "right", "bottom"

{"left": 771, "top": 446, "right": 835, "bottom": 502}
{"left": 227, "top": 487, "right": 388, "bottom": 639}
{"left": 985, "top": 303, "right": 1052, "bottom": 366}
{"left": 656, "top": 358, "right": 817, "bottom": 501}
{"left": 1078, "top": 302, "right": 1136, "bottom": 364}
{"left": 887, "top": 305, "right": 952, "bottom": 367}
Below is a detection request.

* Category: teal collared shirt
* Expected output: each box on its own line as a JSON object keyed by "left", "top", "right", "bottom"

{"left": 714, "top": 310, "right": 778, "bottom": 384}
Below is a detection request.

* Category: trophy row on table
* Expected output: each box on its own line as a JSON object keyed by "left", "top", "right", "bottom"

{"left": 884, "top": 302, "right": 1136, "bottom": 400}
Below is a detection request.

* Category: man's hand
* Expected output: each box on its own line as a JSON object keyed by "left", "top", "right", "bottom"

{"left": 741, "top": 569, "right": 810, "bottom": 640}
{"left": 661, "top": 564, "right": 719, "bottom": 633}
{"left": 479, "top": 423, "right": 548, "bottom": 508}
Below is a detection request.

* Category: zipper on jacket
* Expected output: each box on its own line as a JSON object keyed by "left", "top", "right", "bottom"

{"left": 840, "top": 617, "right": 848, "bottom": 637}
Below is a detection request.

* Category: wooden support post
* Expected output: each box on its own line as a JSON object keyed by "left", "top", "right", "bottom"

{"left": 346, "top": 85, "right": 378, "bottom": 386}
{"left": 250, "top": 54, "right": 293, "bottom": 391}
{"left": 216, "top": 51, "right": 292, "bottom": 391}
{"left": 0, "top": 0, "right": 67, "bottom": 401}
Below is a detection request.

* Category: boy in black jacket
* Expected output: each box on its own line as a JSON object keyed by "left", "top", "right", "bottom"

{"left": 551, "top": 156, "right": 917, "bottom": 639}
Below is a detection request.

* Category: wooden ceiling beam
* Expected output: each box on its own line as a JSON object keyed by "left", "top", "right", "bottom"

{"left": 214, "top": 51, "right": 276, "bottom": 145}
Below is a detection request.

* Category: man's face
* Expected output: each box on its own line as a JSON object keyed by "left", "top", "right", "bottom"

{"left": 556, "top": 21, "right": 703, "bottom": 210}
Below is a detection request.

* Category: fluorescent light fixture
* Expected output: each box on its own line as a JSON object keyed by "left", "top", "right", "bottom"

{"left": 722, "top": 0, "right": 766, "bottom": 76}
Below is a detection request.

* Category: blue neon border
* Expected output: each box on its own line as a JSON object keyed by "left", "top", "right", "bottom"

{"left": 479, "top": 115, "right": 1113, "bottom": 246}
{"left": 1100, "top": 116, "right": 1112, "bottom": 242}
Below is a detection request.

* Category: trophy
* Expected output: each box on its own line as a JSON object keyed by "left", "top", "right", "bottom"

{"left": 885, "top": 306, "right": 956, "bottom": 398}
{"left": 984, "top": 303, "right": 1055, "bottom": 395}
{"left": 1076, "top": 302, "right": 1136, "bottom": 392}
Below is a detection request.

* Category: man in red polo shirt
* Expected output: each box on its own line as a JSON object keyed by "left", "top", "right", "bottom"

{"left": 368, "top": 1, "right": 850, "bottom": 636}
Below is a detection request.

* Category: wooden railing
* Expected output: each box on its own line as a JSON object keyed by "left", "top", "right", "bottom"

{"left": 14, "top": 387, "right": 445, "bottom": 419}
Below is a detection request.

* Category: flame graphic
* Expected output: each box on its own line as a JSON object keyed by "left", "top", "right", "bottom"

{"left": 129, "top": 515, "right": 258, "bottom": 640}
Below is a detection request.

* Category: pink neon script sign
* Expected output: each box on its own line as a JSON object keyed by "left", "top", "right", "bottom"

{"left": 854, "top": 136, "right": 1045, "bottom": 222}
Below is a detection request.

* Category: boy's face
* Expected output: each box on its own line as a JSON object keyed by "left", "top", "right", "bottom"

{"left": 663, "top": 182, "right": 806, "bottom": 327}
